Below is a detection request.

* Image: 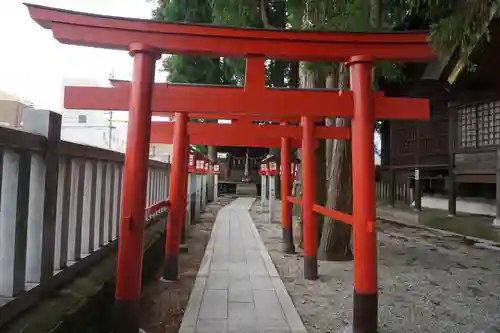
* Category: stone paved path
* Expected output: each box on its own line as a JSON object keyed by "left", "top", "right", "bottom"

{"left": 178, "top": 197, "right": 306, "bottom": 333}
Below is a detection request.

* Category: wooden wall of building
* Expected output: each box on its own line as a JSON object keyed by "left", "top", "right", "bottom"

{"left": 384, "top": 98, "right": 449, "bottom": 172}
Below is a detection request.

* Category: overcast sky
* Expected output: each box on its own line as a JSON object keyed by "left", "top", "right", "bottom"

{"left": 0, "top": 0, "right": 166, "bottom": 110}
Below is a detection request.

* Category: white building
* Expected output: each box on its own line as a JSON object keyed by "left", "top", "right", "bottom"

{"left": 60, "top": 78, "right": 127, "bottom": 152}
{"left": 0, "top": 90, "right": 34, "bottom": 128}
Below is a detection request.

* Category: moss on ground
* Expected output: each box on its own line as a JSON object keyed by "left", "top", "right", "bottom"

{"left": 421, "top": 214, "right": 500, "bottom": 242}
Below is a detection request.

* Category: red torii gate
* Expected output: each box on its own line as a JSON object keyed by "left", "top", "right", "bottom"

{"left": 64, "top": 88, "right": 350, "bottom": 255}
{"left": 26, "top": 4, "right": 434, "bottom": 333}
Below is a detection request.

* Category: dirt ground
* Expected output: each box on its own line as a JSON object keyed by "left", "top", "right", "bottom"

{"left": 139, "top": 196, "right": 236, "bottom": 333}
{"left": 250, "top": 201, "right": 500, "bottom": 333}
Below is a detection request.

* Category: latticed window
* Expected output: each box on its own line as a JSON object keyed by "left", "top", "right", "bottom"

{"left": 458, "top": 100, "right": 500, "bottom": 148}
{"left": 477, "top": 101, "right": 500, "bottom": 146}
{"left": 458, "top": 105, "right": 477, "bottom": 148}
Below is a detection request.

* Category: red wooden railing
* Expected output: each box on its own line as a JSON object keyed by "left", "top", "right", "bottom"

{"left": 287, "top": 196, "right": 354, "bottom": 226}
{"left": 145, "top": 200, "right": 170, "bottom": 216}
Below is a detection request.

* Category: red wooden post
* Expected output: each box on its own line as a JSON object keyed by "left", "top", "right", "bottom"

{"left": 114, "top": 43, "right": 158, "bottom": 333}
{"left": 163, "top": 112, "right": 189, "bottom": 281}
{"left": 280, "top": 123, "right": 295, "bottom": 254}
{"left": 301, "top": 116, "right": 317, "bottom": 280}
{"left": 348, "top": 55, "right": 377, "bottom": 333}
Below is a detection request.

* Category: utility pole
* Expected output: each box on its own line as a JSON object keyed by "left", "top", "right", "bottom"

{"left": 243, "top": 148, "right": 251, "bottom": 183}
{"left": 244, "top": 148, "right": 249, "bottom": 177}
{"left": 108, "top": 111, "right": 113, "bottom": 149}
{"left": 108, "top": 68, "right": 115, "bottom": 150}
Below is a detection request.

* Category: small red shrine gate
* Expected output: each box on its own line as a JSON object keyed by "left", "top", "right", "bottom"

{"left": 26, "top": 4, "right": 434, "bottom": 333}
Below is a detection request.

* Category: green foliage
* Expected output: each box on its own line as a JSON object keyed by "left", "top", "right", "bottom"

{"left": 153, "top": 0, "right": 499, "bottom": 84}
{"left": 386, "top": 0, "right": 499, "bottom": 64}
{"left": 375, "top": 62, "right": 406, "bottom": 86}
{"left": 191, "top": 144, "right": 209, "bottom": 154}
{"left": 428, "top": 0, "right": 499, "bottom": 62}
{"left": 153, "top": 0, "right": 212, "bottom": 23}
{"left": 164, "top": 56, "right": 236, "bottom": 84}
{"left": 211, "top": 0, "right": 262, "bottom": 27}
{"left": 211, "top": 0, "right": 290, "bottom": 85}
{"left": 153, "top": 0, "right": 237, "bottom": 85}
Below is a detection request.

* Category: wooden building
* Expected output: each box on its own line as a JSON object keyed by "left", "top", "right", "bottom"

{"left": 216, "top": 146, "right": 268, "bottom": 193}
{"left": 380, "top": 17, "right": 500, "bottom": 224}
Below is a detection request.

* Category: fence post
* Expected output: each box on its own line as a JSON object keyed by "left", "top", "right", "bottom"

{"left": 388, "top": 169, "right": 395, "bottom": 207}
{"left": 201, "top": 174, "right": 207, "bottom": 211}
{"left": 260, "top": 174, "right": 266, "bottom": 212}
{"left": 195, "top": 175, "right": 201, "bottom": 220}
{"left": 495, "top": 149, "right": 500, "bottom": 226}
{"left": 0, "top": 147, "right": 31, "bottom": 297}
{"left": 107, "top": 163, "right": 116, "bottom": 239}
{"left": 268, "top": 175, "right": 275, "bottom": 223}
{"left": 81, "top": 160, "right": 97, "bottom": 256}
{"left": 214, "top": 173, "right": 219, "bottom": 200}
{"left": 98, "top": 162, "right": 107, "bottom": 248}
{"left": 67, "top": 159, "right": 82, "bottom": 263}
{"left": 23, "top": 110, "right": 62, "bottom": 283}
{"left": 116, "top": 165, "right": 123, "bottom": 234}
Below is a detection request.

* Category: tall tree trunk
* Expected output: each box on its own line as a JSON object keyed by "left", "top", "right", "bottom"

{"left": 318, "top": 64, "right": 353, "bottom": 261}
{"left": 325, "top": 72, "right": 338, "bottom": 168}
{"left": 262, "top": 0, "right": 287, "bottom": 199}
{"left": 318, "top": 0, "right": 381, "bottom": 260}
{"left": 297, "top": 62, "right": 327, "bottom": 248}
{"left": 369, "top": 0, "right": 382, "bottom": 29}
{"left": 289, "top": 61, "right": 303, "bottom": 247}
{"left": 315, "top": 138, "right": 327, "bottom": 243}
{"left": 295, "top": 149, "right": 304, "bottom": 248}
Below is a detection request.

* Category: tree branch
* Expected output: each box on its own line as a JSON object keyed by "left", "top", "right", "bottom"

{"left": 260, "top": 0, "right": 273, "bottom": 28}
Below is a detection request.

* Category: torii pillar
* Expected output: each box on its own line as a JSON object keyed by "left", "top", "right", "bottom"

{"left": 280, "top": 123, "right": 295, "bottom": 254}
{"left": 163, "top": 112, "right": 189, "bottom": 281}
{"left": 348, "top": 56, "right": 378, "bottom": 332}
{"left": 114, "top": 43, "right": 158, "bottom": 333}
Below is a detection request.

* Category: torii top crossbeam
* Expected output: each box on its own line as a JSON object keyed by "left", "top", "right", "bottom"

{"left": 26, "top": 3, "right": 432, "bottom": 62}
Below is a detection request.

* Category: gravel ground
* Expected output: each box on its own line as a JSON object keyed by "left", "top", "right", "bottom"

{"left": 250, "top": 201, "right": 500, "bottom": 333}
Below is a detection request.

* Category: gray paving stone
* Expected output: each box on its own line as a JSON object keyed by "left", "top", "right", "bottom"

{"left": 253, "top": 290, "right": 287, "bottom": 322}
{"left": 180, "top": 198, "right": 306, "bottom": 333}
{"left": 207, "top": 270, "right": 230, "bottom": 290}
{"left": 229, "top": 252, "right": 246, "bottom": 263}
{"left": 196, "top": 319, "right": 228, "bottom": 333}
{"left": 210, "top": 261, "right": 229, "bottom": 271}
{"left": 229, "top": 263, "right": 250, "bottom": 279}
{"left": 212, "top": 255, "right": 229, "bottom": 264}
{"left": 198, "top": 290, "right": 228, "bottom": 319}
{"left": 257, "top": 319, "right": 290, "bottom": 331}
{"left": 247, "top": 262, "right": 269, "bottom": 276}
{"left": 229, "top": 277, "right": 254, "bottom": 302}
{"left": 250, "top": 276, "right": 274, "bottom": 290}
{"left": 213, "top": 248, "right": 229, "bottom": 257}
{"left": 245, "top": 250, "right": 263, "bottom": 262}
{"left": 228, "top": 302, "right": 257, "bottom": 332}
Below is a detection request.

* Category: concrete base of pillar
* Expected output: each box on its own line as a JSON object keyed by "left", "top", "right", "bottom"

{"left": 493, "top": 219, "right": 500, "bottom": 227}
